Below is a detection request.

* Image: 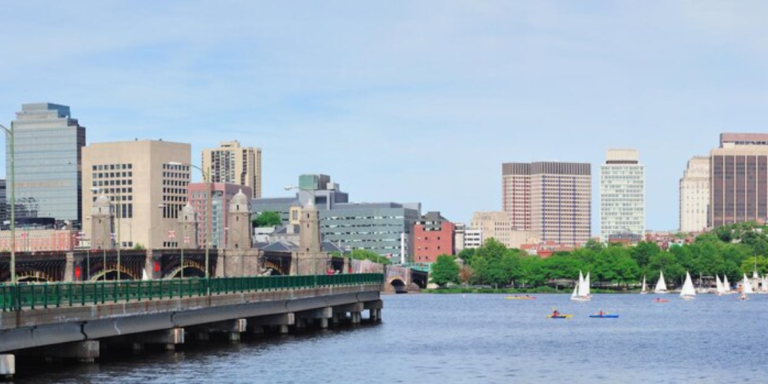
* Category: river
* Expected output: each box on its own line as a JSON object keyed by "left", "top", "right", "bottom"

{"left": 17, "top": 293, "right": 768, "bottom": 383}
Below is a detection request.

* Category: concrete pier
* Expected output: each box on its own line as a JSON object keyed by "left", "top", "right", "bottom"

{"left": 0, "top": 355, "right": 14, "bottom": 381}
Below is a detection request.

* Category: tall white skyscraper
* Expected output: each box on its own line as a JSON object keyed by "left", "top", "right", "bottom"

{"left": 202, "top": 141, "right": 262, "bottom": 199}
{"left": 679, "top": 156, "right": 710, "bottom": 233}
{"left": 600, "top": 149, "right": 645, "bottom": 241}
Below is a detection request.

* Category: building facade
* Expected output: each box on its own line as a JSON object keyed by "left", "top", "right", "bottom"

{"left": 8, "top": 103, "right": 86, "bottom": 223}
{"left": 0, "top": 228, "right": 78, "bottom": 252}
{"left": 82, "top": 140, "right": 191, "bottom": 249}
{"left": 464, "top": 228, "right": 482, "bottom": 249}
{"left": 454, "top": 222, "right": 466, "bottom": 253}
{"left": 679, "top": 156, "right": 710, "bottom": 232}
{"left": 710, "top": 134, "right": 768, "bottom": 227}
{"left": 471, "top": 211, "right": 512, "bottom": 246}
{"left": 188, "top": 183, "right": 252, "bottom": 249}
{"left": 502, "top": 162, "right": 591, "bottom": 246}
{"left": 600, "top": 149, "right": 645, "bottom": 241}
{"left": 413, "top": 212, "right": 455, "bottom": 263}
{"left": 202, "top": 141, "right": 262, "bottom": 199}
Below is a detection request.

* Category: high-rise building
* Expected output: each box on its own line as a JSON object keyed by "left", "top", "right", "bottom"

{"left": 502, "top": 162, "right": 591, "bottom": 246}
{"left": 188, "top": 183, "right": 253, "bottom": 249}
{"left": 82, "top": 140, "right": 191, "bottom": 249}
{"left": 710, "top": 133, "right": 768, "bottom": 227}
{"left": 600, "top": 149, "right": 645, "bottom": 241}
{"left": 679, "top": 156, "right": 710, "bottom": 232}
{"left": 413, "top": 212, "right": 455, "bottom": 263}
{"left": 202, "top": 141, "right": 262, "bottom": 199}
{"left": 8, "top": 103, "right": 86, "bottom": 223}
{"left": 454, "top": 222, "right": 466, "bottom": 253}
{"left": 464, "top": 228, "right": 482, "bottom": 249}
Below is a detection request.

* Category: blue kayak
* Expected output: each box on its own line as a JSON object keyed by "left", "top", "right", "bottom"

{"left": 589, "top": 314, "right": 619, "bottom": 318}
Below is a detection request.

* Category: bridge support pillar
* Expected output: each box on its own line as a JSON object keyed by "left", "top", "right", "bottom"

{"left": 364, "top": 300, "right": 383, "bottom": 322}
{"left": 132, "top": 328, "right": 185, "bottom": 351}
{"left": 23, "top": 341, "right": 100, "bottom": 363}
{"left": 189, "top": 319, "right": 246, "bottom": 342}
{"left": 333, "top": 302, "right": 363, "bottom": 324}
{"left": 249, "top": 313, "right": 294, "bottom": 336}
{"left": 297, "top": 307, "right": 332, "bottom": 329}
{"left": 0, "top": 355, "right": 14, "bottom": 381}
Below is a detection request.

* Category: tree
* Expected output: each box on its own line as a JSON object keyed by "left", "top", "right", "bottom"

{"left": 457, "top": 248, "right": 476, "bottom": 264}
{"left": 253, "top": 211, "right": 282, "bottom": 227}
{"left": 133, "top": 243, "right": 146, "bottom": 250}
{"left": 458, "top": 265, "right": 475, "bottom": 285}
{"left": 349, "top": 249, "right": 391, "bottom": 265}
{"left": 630, "top": 241, "right": 660, "bottom": 269}
{"left": 431, "top": 255, "right": 460, "bottom": 287}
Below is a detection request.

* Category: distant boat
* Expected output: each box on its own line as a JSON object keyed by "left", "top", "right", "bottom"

{"left": 589, "top": 311, "right": 619, "bottom": 319}
{"left": 571, "top": 271, "right": 591, "bottom": 301}
{"left": 715, "top": 275, "right": 725, "bottom": 296}
{"left": 723, "top": 275, "right": 732, "bottom": 294}
{"left": 762, "top": 276, "right": 768, "bottom": 293}
{"left": 654, "top": 271, "right": 668, "bottom": 294}
{"left": 742, "top": 273, "right": 754, "bottom": 294}
{"left": 680, "top": 271, "right": 696, "bottom": 300}
{"left": 640, "top": 276, "right": 648, "bottom": 295}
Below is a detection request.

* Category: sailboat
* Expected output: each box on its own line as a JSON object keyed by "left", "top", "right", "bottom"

{"left": 640, "top": 275, "right": 648, "bottom": 295}
{"left": 654, "top": 271, "right": 668, "bottom": 294}
{"left": 680, "top": 271, "right": 696, "bottom": 300}
{"left": 571, "top": 271, "right": 591, "bottom": 301}
{"left": 761, "top": 276, "right": 768, "bottom": 293}
{"left": 742, "top": 273, "right": 754, "bottom": 294}
{"left": 723, "top": 275, "right": 732, "bottom": 294}
{"left": 715, "top": 275, "right": 725, "bottom": 296}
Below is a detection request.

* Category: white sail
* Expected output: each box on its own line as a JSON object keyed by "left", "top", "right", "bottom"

{"left": 743, "top": 273, "right": 754, "bottom": 294}
{"left": 715, "top": 275, "right": 725, "bottom": 294}
{"left": 571, "top": 270, "right": 590, "bottom": 301}
{"left": 723, "top": 275, "right": 731, "bottom": 292}
{"left": 762, "top": 276, "right": 768, "bottom": 293}
{"left": 680, "top": 271, "right": 696, "bottom": 299}
{"left": 641, "top": 276, "right": 647, "bottom": 294}
{"left": 654, "top": 271, "right": 668, "bottom": 293}
{"left": 582, "top": 272, "right": 592, "bottom": 297}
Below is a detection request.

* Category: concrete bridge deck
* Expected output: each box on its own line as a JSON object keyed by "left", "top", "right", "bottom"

{"left": 0, "top": 274, "right": 384, "bottom": 379}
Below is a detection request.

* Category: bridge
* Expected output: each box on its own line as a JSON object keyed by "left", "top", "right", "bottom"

{"left": 0, "top": 273, "right": 383, "bottom": 380}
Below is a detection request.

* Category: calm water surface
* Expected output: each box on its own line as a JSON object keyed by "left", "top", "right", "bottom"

{"left": 17, "top": 294, "right": 768, "bottom": 383}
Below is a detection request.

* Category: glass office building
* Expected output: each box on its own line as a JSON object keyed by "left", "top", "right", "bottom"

{"left": 8, "top": 103, "right": 86, "bottom": 224}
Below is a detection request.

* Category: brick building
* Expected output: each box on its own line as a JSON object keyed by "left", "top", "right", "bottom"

{"left": 413, "top": 212, "right": 455, "bottom": 263}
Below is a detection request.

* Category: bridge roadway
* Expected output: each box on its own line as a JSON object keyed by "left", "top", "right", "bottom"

{"left": 0, "top": 273, "right": 384, "bottom": 380}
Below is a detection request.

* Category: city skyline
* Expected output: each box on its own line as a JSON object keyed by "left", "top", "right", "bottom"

{"left": 2, "top": 2, "right": 768, "bottom": 232}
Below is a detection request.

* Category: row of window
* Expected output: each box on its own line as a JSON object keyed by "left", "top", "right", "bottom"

{"left": 92, "top": 164, "right": 132, "bottom": 171}
{"left": 93, "top": 172, "right": 133, "bottom": 178}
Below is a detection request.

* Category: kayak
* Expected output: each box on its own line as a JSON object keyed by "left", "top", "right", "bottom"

{"left": 654, "top": 299, "right": 669, "bottom": 303}
{"left": 505, "top": 296, "right": 536, "bottom": 300}
{"left": 589, "top": 314, "right": 619, "bottom": 318}
{"left": 546, "top": 314, "right": 572, "bottom": 319}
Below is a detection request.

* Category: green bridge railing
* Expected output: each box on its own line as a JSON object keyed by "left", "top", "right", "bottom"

{"left": 0, "top": 273, "right": 384, "bottom": 312}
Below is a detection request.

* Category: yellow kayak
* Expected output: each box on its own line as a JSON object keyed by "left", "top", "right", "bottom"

{"left": 505, "top": 296, "right": 536, "bottom": 300}
{"left": 546, "top": 314, "right": 572, "bottom": 319}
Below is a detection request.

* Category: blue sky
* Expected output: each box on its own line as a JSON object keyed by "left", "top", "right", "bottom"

{"left": 2, "top": 1, "right": 768, "bottom": 232}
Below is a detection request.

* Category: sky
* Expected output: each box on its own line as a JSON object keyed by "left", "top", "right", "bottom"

{"left": 1, "top": 1, "right": 768, "bottom": 233}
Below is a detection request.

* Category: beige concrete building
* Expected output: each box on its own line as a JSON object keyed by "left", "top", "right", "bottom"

{"left": 82, "top": 140, "right": 191, "bottom": 250}
{"left": 471, "top": 211, "right": 511, "bottom": 246}
{"left": 679, "top": 156, "right": 710, "bottom": 232}
{"left": 503, "top": 162, "right": 591, "bottom": 246}
{"left": 202, "top": 141, "right": 262, "bottom": 199}
{"left": 600, "top": 149, "right": 645, "bottom": 241}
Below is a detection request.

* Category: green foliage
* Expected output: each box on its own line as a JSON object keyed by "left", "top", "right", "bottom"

{"left": 253, "top": 211, "right": 282, "bottom": 228}
{"left": 348, "top": 249, "right": 391, "bottom": 265}
{"left": 430, "top": 255, "right": 460, "bottom": 287}
{"left": 431, "top": 222, "right": 768, "bottom": 289}
{"left": 133, "top": 243, "right": 146, "bottom": 250}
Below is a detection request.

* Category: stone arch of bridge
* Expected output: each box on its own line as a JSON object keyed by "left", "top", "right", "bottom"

{"left": 16, "top": 271, "right": 54, "bottom": 283}
{"left": 263, "top": 260, "right": 287, "bottom": 276}
{"left": 166, "top": 260, "right": 207, "bottom": 279}
{"left": 387, "top": 276, "right": 408, "bottom": 293}
{"left": 90, "top": 266, "right": 139, "bottom": 281}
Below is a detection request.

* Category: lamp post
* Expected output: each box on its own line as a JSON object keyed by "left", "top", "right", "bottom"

{"left": 0, "top": 123, "right": 15, "bottom": 285}
{"left": 168, "top": 162, "right": 211, "bottom": 279}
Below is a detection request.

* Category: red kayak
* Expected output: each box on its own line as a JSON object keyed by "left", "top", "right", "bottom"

{"left": 654, "top": 298, "right": 669, "bottom": 303}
